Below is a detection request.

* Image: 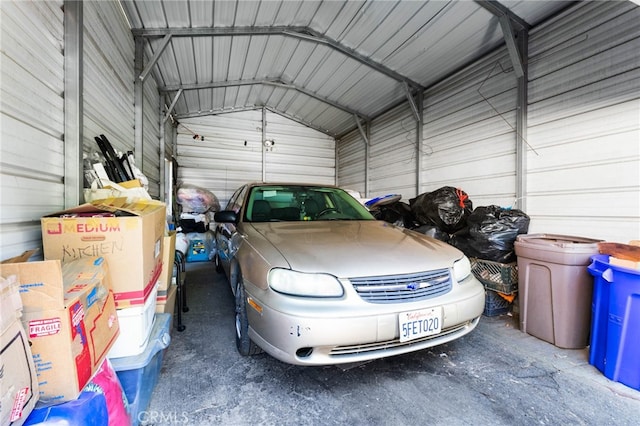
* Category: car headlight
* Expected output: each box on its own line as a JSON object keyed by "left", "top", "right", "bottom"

{"left": 268, "top": 268, "right": 344, "bottom": 297}
{"left": 453, "top": 256, "right": 472, "bottom": 282}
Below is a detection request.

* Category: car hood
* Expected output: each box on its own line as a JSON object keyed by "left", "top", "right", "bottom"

{"left": 250, "top": 220, "right": 462, "bottom": 278}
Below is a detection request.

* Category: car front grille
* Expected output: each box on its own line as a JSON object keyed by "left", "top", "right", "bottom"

{"left": 329, "top": 322, "right": 469, "bottom": 357}
{"left": 349, "top": 269, "right": 452, "bottom": 303}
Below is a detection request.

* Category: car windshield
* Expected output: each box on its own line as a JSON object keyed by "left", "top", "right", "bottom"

{"left": 244, "top": 185, "right": 375, "bottom": 222}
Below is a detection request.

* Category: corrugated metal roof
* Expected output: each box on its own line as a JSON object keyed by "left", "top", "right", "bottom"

{"left": 120, "top": 0, "right": 574, "bottom": 137}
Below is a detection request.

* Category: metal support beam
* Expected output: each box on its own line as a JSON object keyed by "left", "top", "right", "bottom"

{"left": 161, "top": 78, "right": 369, "bottom": 120}
{"left": 159, "top": 95, "right": 165, "bottom": 202}
{"left": 404, "top": 83, "right": 420, "bottom": 122}
{"left": 499, "top": 15, "right": 524, "bottom": 78}
{"left": 353, "top": 115, "right": 370, "bottom": 197}
{"left": 354, "top": 114, "right": 369, "bottom": 146}
{"left": 132, "top": 26, "right": 423, "bottom": 90}
{"left": 476, "top": 0, "right": 529, "bottom": 79}
{"left": 63, "top": 0, "right": 83, "bottom": 207}
{"left": 416, "top": 90, "right": 424, "bottom": 194}
{"left": 475, "top": 1, "right": 530, "bottom": 31}
{"left": 262, "top": 107, "right": 267, "bottom": 183}
{"left": 139, "top": 34, "right": 171, "bottom": 82}
{"left": 163, "top": 89, "right": 183, "bottom": 124}
{"left": 515, "top": 29, "right": 528, "bottom": 211}
{"left": 134, "top": 36, "right": 144, "bottom": 169}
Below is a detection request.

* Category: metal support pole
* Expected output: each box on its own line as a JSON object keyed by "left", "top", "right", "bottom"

{"left": 134, "top": 36, "right": 144, "bottom": 170}
{"left": 159, "top": 96, "right": 166, "bottom": 202}
{"left": 515, "top": 29, "right": 529, "bottom": 211}
{"left": 262, "top": 107, "right": 267, "bottom": 182}
{"left": 416, "top": 90, "right": 424, "bottom": 195}
{"left": 64, "top": 0, "right": 83, "bottom": 207}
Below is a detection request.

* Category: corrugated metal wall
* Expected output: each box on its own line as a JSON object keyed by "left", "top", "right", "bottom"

{"left": 0, "top": 1, "right": 163, "bottom": 260}
{"left": 175, "top": 110, "right": 335, "bottom": 208}
{"left": 421, "top": 46, "right": 518, "bottom": 207}
{"left": 337, "top": 1, "right": 638, "bottom": 242}
{"left": 526, "top": 1, "right": 640, "bottom": 242}
{"left": 338, "top": 46, "right": 517, "bottom": 206}
{"left": 0, "top": 0, "right": 65, "bottom": 258}
{"left": 85, "top": 1, "right": 162, "bottom": 199}
{"left": 83, "top": 1, "right": 134, "bottom": 160}
{"left": 263, "top": 112, "right": 335, "bottom": 185}
{"left": 368, "top": 103, "right": 418, "bottom": 200}
{"left": 337, "top": 128, "right": 367, "bottom": 197}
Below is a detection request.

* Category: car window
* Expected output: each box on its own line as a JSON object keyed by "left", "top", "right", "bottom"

{"left": 226, "top": 185, "right": 247, "bottom": 214}
{"left": 244, "top": 185, "right": 374, "bottom": 222}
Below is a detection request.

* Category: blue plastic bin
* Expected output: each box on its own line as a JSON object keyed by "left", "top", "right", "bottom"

{"left": 110, "top": 313, "right": 171, "bottom": 426}
{"left": 588, "top": 254, "right": 640, "bottom": 391}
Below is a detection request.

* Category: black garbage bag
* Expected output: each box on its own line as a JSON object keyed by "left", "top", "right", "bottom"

{"left": 371, "top": 201, "right": 417, "bottom": 228}
{"left": 412, "top": 224, "right": 450, "bottom": 242}
{"left": 409, "top": 186, "right": 473, "bottom": 234}
{"left": 450, "top": 205, "right": 530, "bottom": 263}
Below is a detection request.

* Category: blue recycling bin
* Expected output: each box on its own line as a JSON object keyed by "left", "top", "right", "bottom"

{"left": 588, "top": 254, "right": 640, "bottom": 391}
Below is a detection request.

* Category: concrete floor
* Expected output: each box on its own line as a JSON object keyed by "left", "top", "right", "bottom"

{"left": 144, "top": 261, "right": 640, "bottom": 426}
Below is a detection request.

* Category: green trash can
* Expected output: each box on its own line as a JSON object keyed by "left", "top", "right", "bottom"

{"left": 514, "top": 234, "right": 603, "bottom": 349}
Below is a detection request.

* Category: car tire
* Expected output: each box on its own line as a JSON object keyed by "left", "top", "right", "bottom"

{"left": 235, "top": 274, "right": 263, "bottom": 356}
{"left": 214, "top": 251, "right": 223, "bottom": 273}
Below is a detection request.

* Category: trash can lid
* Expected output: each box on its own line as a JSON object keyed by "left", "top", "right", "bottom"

{"left": 515, "top": 233, "right": 603, "bottom": 248}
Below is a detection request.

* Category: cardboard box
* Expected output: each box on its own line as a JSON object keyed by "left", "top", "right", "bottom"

{"left": 0, "top": 257, "right": 120, "bottom": 405}
{"left": 610, "top": 256, "right": 640, "bottom": 270}
{"left": 156, "top": 283, "right": 177, "bottom": 317}
{"left": 41, "top": 198, "right": 166, "bottom": 308}
{"left": 158, "top": 231, "right": 176, "bottom": 292}
{"left": 1, "top": 275, "right": 39, "bottom": 425}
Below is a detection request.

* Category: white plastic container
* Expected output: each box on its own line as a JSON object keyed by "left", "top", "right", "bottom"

{"left": 108, "top": 282, "right": 158, "bottom": 359}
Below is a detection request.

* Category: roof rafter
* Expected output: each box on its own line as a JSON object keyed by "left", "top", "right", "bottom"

{"left": 174, "top": 105, "right": 337, "bottom": 138}
{"left": 475, "top": 0, "right": 530, "bottom": 78}
{"left": 132, "top": 25, "right": 423, "bottom": 90}
{"left": 159, "top": 78, "right": 369, "bottom": 120}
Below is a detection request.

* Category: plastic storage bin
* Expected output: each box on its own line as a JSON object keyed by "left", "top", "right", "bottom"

{"left": 108, "top": 282, "right": 159, "bottom": 359}
{"left": 110, "top": 313, "right": 171, "bottom": 426}
{"left": 514, "top": 234, "right": 602, "bottom": 349}
{"left": 588, "top": 254, "right": 640, "bottom": 391}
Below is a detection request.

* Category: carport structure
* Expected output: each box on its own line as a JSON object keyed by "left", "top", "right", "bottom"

{"left": 0, "top": 1, "right": 638, "bottom": 280}
{"left": 121, "top": 0, "right": 556, "bottom": 203}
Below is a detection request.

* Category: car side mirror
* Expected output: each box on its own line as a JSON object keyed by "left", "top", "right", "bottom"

{"left": 214, "top": 210, "right": 238, "bottom": 224}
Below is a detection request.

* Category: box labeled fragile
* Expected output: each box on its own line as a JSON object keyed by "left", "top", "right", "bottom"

{"left": 1, "top": 274, "right": 39, "bottom": 425}
{"left": 0, "top": 257, "right": 120, "bottom": 405}
{"left": 41, "top": 198, "right": 166, "bottom": 308}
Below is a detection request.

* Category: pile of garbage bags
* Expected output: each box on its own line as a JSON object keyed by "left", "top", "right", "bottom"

{"left": 369, "top": 186, "right": 530, "bottom": 263}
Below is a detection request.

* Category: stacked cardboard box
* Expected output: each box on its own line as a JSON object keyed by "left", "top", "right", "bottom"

{"left": 156, "top": 230, "right": 178, "bottom": 317}
{"left": 0, "top": 255, "right": 120, "bottom": 406}
{"left": 0, "top": 272, "right": 39, "bottom": 425}
{"left": 40, "top": 199, "right": 167, "bottom": 359}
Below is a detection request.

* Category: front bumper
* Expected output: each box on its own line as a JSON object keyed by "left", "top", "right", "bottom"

{"left": 245, "top": 276, "right": 486, "bottom": 366}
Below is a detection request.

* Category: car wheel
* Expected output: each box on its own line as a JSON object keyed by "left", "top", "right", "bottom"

{"left": 235, "top": 274, "right": 263, "bottom": 356}
{"left": 214, "top": 251, "right": 223, "bottom": 273}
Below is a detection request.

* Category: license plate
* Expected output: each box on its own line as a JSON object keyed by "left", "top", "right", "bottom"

{"left": 399, "top": 307, "right": 442, "bottom": 342}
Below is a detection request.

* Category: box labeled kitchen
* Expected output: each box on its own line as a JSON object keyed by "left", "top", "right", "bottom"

{"left": 41, "top": 198, "right": 166, "bottom": 308}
